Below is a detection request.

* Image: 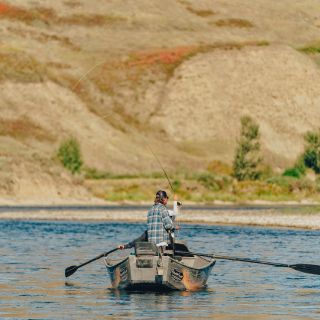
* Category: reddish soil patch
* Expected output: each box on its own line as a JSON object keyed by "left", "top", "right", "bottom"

{"left": 0, "top": 2, "right": 34, "bottom": 22}
{"left": 128, "top": 46, "right": 198, "bottom": 67}
{"left": 0, "top": 3, "right": 10, "bottom": 14}
{"left": 0, "top": 117, "right": 54, "bottom": 141}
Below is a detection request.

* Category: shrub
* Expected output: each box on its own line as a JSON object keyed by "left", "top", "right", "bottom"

{"left": 303, "top": 130, "right": 320, "bottom": 173}
{"left": 259, "top": 165, "right": 274, "bottom": 180}
{"left": 172, "top": 179, "right": 181, "bottom": 191}
{"left": 207, "top": 160, "right": 232, "bottom": 175}
{"left": 197, "top": 173, "right": 231, "bottom": 191}
{"left": 283, "top": 167, "right": 301, "bottom": 178}
{"left": 289, "top": 178, "right": 316, "bottom": 194}
{"left": 299, "top": 45, "right": 320, "bottom": 54}
{"left": 198, "top": 173, "right": 221, "bottom": 191}
{"left": 57, "top": 137, "right": 83, "bottom": 174}
{"left": 232, "top": 180, "right": 284, "bottom": 197}
{"left": 233, "top": 116, "right": 262, "bottom": 181}
{"left": 283, "top": 156, "right": 306, "bottom": 178}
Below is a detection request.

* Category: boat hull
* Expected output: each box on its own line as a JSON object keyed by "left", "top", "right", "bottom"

{"left": 105, "top": 253, "right": 215, "bottom": 291}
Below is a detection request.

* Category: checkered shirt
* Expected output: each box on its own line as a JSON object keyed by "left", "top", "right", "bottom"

{"left": 147, "top": 203, "right": 173, "bottom": 245}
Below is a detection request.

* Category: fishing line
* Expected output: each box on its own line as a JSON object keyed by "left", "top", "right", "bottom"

{"left": 88, "top": 110, "right": 175, "bottom": 194}
{"left": 72, "top": 59, "right": 109, "bottom": 91}
{"left": 70, "top": 60, "right": 176, "bottom": 194}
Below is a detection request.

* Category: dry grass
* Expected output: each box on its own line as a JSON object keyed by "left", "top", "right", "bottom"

{"left": 186, "top": 7, "right": 216, "bottom": 17}
{"left": 7, "top": 26, "right": 79, "bottom": 50}
{"left": 0, "top": 52, "right": 48, "bottom": 82}
{"left": 0, "top": 3, "right": 55, "bottom": 25}
{"left": 207, "top": 160, "right": 233, "bottom": 176}
{"left": 59, "top": 14, "right": 126, "bottom": 26}
{"left": 46, "top": 61, "right": 71, "bottom": 70}
{"left": 213, "top": 18, "right": 254, "bottom": 28}
{"left": 0, "top": 2, "right": 125, "bottom": 27}
{"left": 0, "top": 117, "right": 54, "bottom": 141}
{"left": 63, "top": 1, "right": 81, "bottom": 8}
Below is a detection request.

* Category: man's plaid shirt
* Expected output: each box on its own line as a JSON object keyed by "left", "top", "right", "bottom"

{"left": 147, "top": 203, "right": 173, "bottom": 245}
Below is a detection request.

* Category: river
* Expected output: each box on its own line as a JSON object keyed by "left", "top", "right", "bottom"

{"left": 1, "top": 219, "right": 319, "bottom": 319}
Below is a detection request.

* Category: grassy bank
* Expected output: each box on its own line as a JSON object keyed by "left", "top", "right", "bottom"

{"left": 82, "top": 169, "right": 320, "bottom": 204}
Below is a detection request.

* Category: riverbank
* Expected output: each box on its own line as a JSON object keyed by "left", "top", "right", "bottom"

{"left": 1, "top": 205, "right": 320, "bottom": 230}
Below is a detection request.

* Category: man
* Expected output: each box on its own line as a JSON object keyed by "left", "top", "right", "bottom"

{"left": 118, "top": 191, "right": 180, "bottom": 249}
{"left": 147, "top": 190, "right": 174, "bottom": 245}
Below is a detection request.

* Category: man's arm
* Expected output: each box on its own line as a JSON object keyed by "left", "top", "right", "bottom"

{"left": 119, "top": 230, "right": 148, "bottom": 249}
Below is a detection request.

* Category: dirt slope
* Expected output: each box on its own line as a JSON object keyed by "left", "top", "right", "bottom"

{"left": 1, "top": 0, "right": 320, "bottom": 201}
{"left": 152, "top": 44, "right": 320, "bottom": 168}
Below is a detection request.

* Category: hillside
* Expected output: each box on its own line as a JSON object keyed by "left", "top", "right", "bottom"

{"left": 1, "top": 0, "right": 320, "bottom": 202}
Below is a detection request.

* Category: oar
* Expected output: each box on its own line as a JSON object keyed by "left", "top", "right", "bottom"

{"left": 65, "top": 247, "right": 119, "bottom": 278}
{"left": 175, "top": 251, "right": 320, "bottom": 275}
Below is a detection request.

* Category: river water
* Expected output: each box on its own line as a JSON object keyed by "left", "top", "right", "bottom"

{"left": 1, "top": 219, "right": 319, "bottom": 319}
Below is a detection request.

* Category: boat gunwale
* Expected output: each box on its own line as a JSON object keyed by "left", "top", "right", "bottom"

{"left": 105, "top": 253, "right": 215, "bottom": 271}
{"left": 168, "top": 254, "right": 216, "bottom": 271}
{"left": 105, "top": 255, "right": 129, "bottom": 268}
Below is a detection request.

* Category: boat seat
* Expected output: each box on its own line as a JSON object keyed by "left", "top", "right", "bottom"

{"left": 134, "top": 241, "right": 158, "bottom": 256}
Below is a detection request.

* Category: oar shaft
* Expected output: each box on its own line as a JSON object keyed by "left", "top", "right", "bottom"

{"left": 174, "top": 251, "right": 320, "bottom": 275}
{"left": 177, "top": 251, "right": 288, "bottom": 268}
{"left": 211, "top": 254, "right": 289, "bottom": 268}
{"left": 76, "top": 252, "right": 106, "bottom": 269}
{"left": 78, "top": 248, "right": 118, "bottom": 268}
{"left": 65, "top": 248, "right": 119, "bottom": 277}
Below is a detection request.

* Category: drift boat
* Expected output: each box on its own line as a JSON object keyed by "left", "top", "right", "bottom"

{"left": 105, "top": 241, "right": 215, "bottom": 291}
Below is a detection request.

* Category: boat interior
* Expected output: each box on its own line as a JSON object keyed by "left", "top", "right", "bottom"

{"left": 106, "top": 241, "right": 214, "bottom": 269}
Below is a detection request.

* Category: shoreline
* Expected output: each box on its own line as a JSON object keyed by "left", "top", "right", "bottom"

{"left": 1, "top": 207, "right": 320, "bottom": 230}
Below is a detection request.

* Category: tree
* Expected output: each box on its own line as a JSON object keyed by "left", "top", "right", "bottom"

{"left": 303, "top": 130, "right": 320, "bottom": 174}
{"left": 233, "top": 116, "right": 262, "bottom": 181}
{"left": 57, "top": 137, "right": 83, "bottom": 174}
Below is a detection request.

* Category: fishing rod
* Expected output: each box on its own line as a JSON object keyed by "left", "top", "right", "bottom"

{"left": 95, "top": 111, "right": 175, "bottom": 194}
{"left": 143, "top": 138, "right": 175, "bottom": 194}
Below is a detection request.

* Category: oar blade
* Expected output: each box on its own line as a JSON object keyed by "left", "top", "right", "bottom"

{"left": 65, "top": 265, "right": 78, "bottom": 278}
{"left": 290, "top": 264, "right": 320, "bottom": 275}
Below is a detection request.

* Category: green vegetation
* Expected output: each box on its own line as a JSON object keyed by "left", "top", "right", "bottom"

{"left": 233, "top": 116, "right": 262, "bottom": 181}
{"left": 283, "top": 157, "right": 306, "bottom": 178}
{"left": 57, "top": 138, "right": 83, "bottom": 174}
{"left": 303, "top": 129, "right": 320, "bottom": 174}
{"left": 283, "top": 167, "right": 302, "bottom": 178}
{"left": 299, "top": 45, "right": 320, "bottom": 54}
{"left": 84, "top": 125, "right": 320, "bottom": 203}
{"left": 85, "top": 170, "right": 320, "bottom": 203}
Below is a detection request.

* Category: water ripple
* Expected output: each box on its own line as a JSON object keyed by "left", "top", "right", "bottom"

{"left": 0, "top": 219, "right": 319, "bottom": 319}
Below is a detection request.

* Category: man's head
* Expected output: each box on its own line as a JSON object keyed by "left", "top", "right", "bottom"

{"left": 154, "top": 190, "right": 169, "bottom": 205}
